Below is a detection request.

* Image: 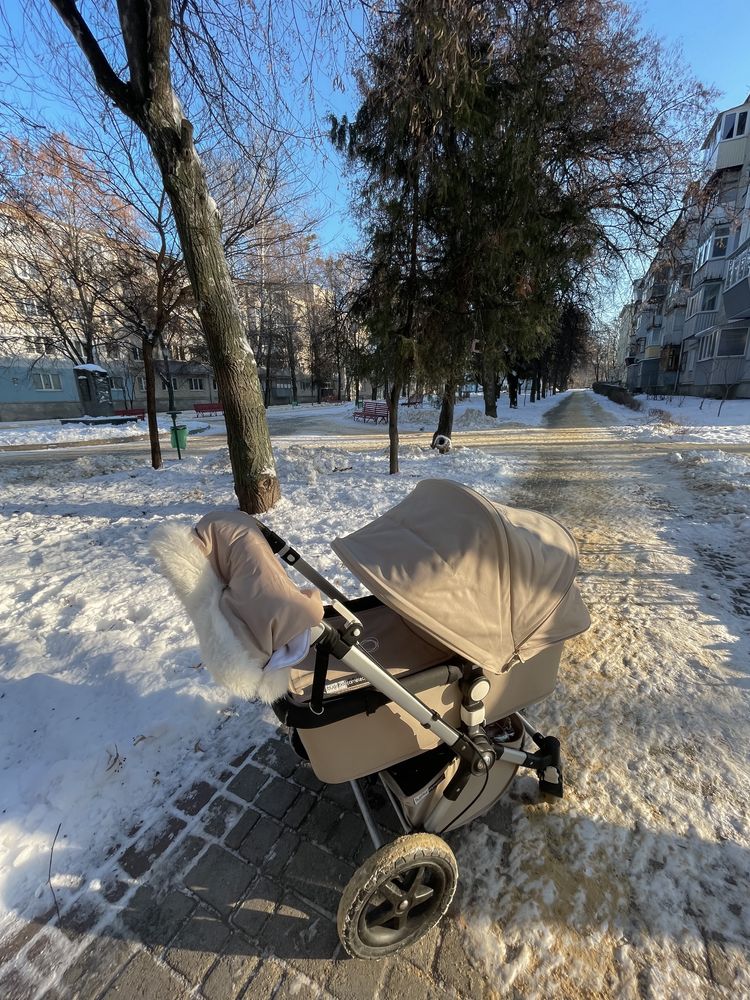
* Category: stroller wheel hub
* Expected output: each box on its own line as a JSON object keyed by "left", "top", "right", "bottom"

{"left": 469, "top": 677, "right": 491, "bottom": 701}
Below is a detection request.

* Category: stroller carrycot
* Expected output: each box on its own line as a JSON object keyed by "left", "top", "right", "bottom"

{"left": 152, "top": 479, "right": 590, "bottom": 959}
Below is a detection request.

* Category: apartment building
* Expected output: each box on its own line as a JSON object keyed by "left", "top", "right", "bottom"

{"left": 0, "top": 203, "right": 336, "bottom": 419}
{"left": 622, "top": 95, "right": 750, "bottom": 398}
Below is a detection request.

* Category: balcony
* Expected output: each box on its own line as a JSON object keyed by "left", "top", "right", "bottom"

{"left": 702, "top": 134, "right": 749, "bottom": 180}
{"left": 643, "top": 281, "right": 667, "bottom": 302}
{"left": 682, "top": 310, "right": 718, "bottom": 341}
{"left": 692, "top": 258, "right": 729, "bottom": 284}
{"left": 665, "top": 286, "right": 689, "bottom": 310}
{"left": 724, "top": 244, "right": 750, "bottom": 319}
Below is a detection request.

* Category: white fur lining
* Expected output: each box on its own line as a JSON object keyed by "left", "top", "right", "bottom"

{"left": 149, "top": 523, "right": 291, "bottom": 703}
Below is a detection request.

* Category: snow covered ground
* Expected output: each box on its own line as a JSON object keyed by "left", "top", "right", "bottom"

{"left": 0, "top": 417, "right": 210, "bottom": 448}
{"left": 589, "top": 389, "right": 750, "bottom": 445}
{"left": 0, "top": 439, "right": 515, "bottom": 950}
{"left": 0, "top": 391, "right": 570, "bottom": 451}
{"left": 450, "top": 396, "right": 750, "bottom": 996}
{"left": 0, "top": 389, "right": 748, "bottom": 996}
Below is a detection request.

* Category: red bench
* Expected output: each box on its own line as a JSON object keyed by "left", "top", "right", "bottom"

{"left": 353, "top": 400, "right": 389, "bottom": 424}
{"left": 194, "top": 402, "right": 224, "bottom": 416}
{"left": 114, "top": 408, "right": 146, "bottom": 420}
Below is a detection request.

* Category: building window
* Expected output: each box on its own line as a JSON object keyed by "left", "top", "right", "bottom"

{"left": 721, "top": 110, "right": 748, "bottom": 141}
{"left": 108, "top": 376, "right": 125, "bottom": 390}
{"left": 702, "top": 284, "right": 721, "bottom": 312}
{"left": 695, "top": 227, "right": 731, "bottom": 270}
{"left": 20, "top": 298, "right": 44, "bottom": 318}
{"left": 33, "top": 337, "right": 55, "bottom": 355}
{"left": 138, "top": 376, "right": 146, "bottom": 392}
{"left": 212, "top": 380, "right": 217, "bottom": 391}
{"left": 161, "top": 376, "right": 179, "bottom": 391}
{"left": 14, "top": 258, "right": 37, "bottom": 280}
{"left": 32, "top": 372, "right": 62, "bottom": 391}
{"left": 131, "top": 345, "right": 143, "bottom": 360}
{"left": 698, "top": 332, "right": 717, "bottom": 361}
{"left": 712, "top": 227, "right": 729, "bottom": 258}
{"left": 716, "top": 329, "right": 748, "bottom": 357}
{"left": 188, "top": 377, "right": 205, "bottom": 391}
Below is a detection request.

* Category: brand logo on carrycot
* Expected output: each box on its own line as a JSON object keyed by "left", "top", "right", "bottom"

{"left": 324, "top": 676, "right": 368, "bottom": 694}
{"left": 360, "top": 637, "right": 380, "bottom": 652}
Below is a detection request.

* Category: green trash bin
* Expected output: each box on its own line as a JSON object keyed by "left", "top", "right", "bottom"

{"left": 170, "top": 425, "right": 188, "bottom": 450}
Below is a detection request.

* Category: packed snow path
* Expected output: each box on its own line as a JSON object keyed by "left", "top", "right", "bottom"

{"left": 455, "top": 391, "right": 750, "bottom": 997}
{"left": 0, "top": 391, "right": 747, "bottom": 998}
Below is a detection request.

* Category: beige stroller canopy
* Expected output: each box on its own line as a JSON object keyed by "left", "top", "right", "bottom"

{"left": 332, "top": 479, "right": 590, "bottom": 673}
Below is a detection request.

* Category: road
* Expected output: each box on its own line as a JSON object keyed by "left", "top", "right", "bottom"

{"left": 451, "top": 390, "right": 750, "bottom": 997}
{"left": 2, "top": 394, "right": 749, "bottom": 468}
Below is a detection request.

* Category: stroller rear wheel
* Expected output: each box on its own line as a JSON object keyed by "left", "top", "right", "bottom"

{"left": 337, "top": 833, "right": 458, "bottom": 959}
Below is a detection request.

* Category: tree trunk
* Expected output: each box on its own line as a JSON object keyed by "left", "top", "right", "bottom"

{"left": 48, "top": 2, "right": 279, "bottom": 514}
{"left": 159, "top": 336, "right": 176, "bottom": 410}
{"left": 508, "top": 372, "right": 519, "bottom": 408}
{"left": 264, "top": 323, "right": 273, "bottom": 408}
{"left": 371, "top": 383, "right": 378, "bottom": 401}
{"left": 285, "top": 331, "right": 298, "bottom": 404}
{"left": 146, "top": 123, "right": 279, "bottom": 512}
{"left": 387, "top": 380, "right": 401, "bottom": 474}
{"left": 436, "top": 381, "right": 456, "bottom": 437}
{"left": 482, "top": 359, "right": 497, "bottom": 417}
{"left": 530, "top": 375, "right": 539, "bottom": 403}
{"left": 143, "top": 336, "right": 162, "bottom": 470}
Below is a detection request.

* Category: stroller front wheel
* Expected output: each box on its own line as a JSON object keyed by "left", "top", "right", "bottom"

{"left": 337, "top": 833, "right": 458, "bottom": 959}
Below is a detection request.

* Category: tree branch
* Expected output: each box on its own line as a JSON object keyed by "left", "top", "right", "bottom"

{"left": 48, "top": 0, "right": 136, "bottom": 117}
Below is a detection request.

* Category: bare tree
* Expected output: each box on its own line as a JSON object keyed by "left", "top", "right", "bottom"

{"left": 40, "top": 1, "right": 289, "bottom": 511}
{"left": 0, "top": 136, "right": 130, "bottom": 366}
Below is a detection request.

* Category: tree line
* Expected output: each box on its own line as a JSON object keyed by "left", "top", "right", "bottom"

{"left": 334, "top": 0, "right": 712, "bottom": 471}
{"left": 1, "top": 0, "right": 713, "bottom": 502}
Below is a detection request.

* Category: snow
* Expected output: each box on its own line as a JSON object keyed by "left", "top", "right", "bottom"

{"left": 0, "top": 417, "right": 210, "bottom": 447}
{"left": 1, "top": 389, "right": 749, "bottom": 996}
{"left": 72, "top": 364, "right": 108, "bottom": 374}
{"left": 398, "top": 390, "right": 574, "bottom": 430}
{"left": 588, "top": 389, "right": 750, "bottom": 445}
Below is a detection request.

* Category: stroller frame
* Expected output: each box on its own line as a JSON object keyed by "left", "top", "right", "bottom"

{"left": 260, "top": 520, "right": 566, "bottom": 959}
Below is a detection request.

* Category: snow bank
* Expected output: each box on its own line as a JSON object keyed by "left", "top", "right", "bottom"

{"left": 589, "top": 389, "right": 750, "bottom": 444}
{"left": 0, "top": 417, "right": 209, "bottom": 448}
{"left": 399, "top": 391, "right": 572, "bottom": 430}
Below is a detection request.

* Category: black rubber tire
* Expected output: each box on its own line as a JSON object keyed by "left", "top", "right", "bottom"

{"left": 337, "top": 833, "right": 458, "bottom": 959}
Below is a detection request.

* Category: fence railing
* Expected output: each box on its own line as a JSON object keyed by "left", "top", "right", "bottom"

{"left": 725, "top": 246, "right": 750, "bottom": 289}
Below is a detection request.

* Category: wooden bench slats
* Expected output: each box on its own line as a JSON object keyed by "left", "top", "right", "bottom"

{"left": 113, "top": 408, "right": 146, "bottom": 419}
{"left": 353, "top": 400, "right": 389, "bottom": 424}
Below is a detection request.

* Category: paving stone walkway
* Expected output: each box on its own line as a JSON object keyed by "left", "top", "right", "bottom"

{"left": 4, "top": 730, "right": 506, "bottom": 1000}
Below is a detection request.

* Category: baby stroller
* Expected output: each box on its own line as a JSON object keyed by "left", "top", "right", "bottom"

{"left": 152, "top": 479, "right": 590, "bottom": 959}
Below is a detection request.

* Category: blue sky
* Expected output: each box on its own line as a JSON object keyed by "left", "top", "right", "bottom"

{"left": 3, "top": 1, "right": 749, "bottom": 258}
{"left": 637, "top": 0, "right": 750, "bottom": 108}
